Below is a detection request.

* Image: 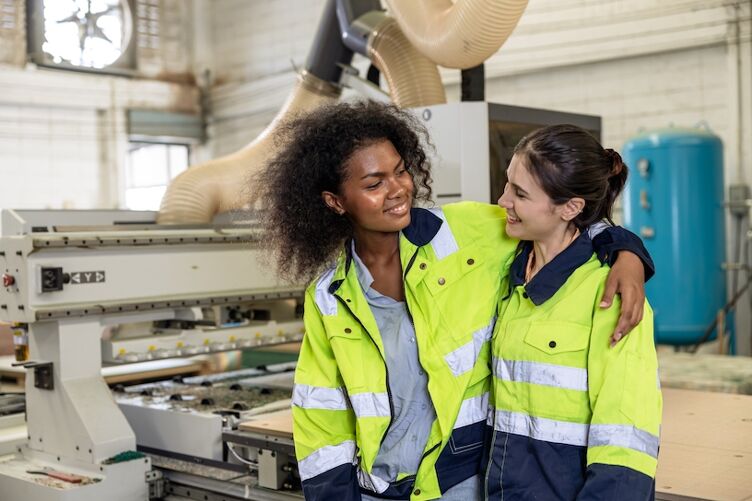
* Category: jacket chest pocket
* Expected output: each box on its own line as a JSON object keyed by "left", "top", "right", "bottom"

{"left": 322, "top": 315, "right": 373, "bottom": 393}
{"left": 523, "top": 321, "right": 591, "bottom": 363}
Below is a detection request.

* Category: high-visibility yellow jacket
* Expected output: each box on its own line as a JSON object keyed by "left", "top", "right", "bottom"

{"left": 485, "top": 234, "right": 662, "bottom": 501}
{"left": 293, "top": 202, "right": 513, "bottom": 500}
{"left": 293, "top": 203, "right": 654, "bottom": 501}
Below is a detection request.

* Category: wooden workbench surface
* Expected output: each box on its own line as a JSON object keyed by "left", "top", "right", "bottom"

{"left": 656, "top": 388, "right": 752, "bottom": 500}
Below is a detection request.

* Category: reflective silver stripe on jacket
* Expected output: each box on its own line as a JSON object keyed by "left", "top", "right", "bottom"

{"left": 350, "top": 392, "right": 391, "bottom": 418}
{"left": 298, "top": 440, "right": 356, "bottom": 481}
{"left": 292, "top": 384, "right": 349, "bottom": 411}
{"left": 357, "top": 468, "right": 391, "bottom": 494}
{"left": 491, "top": 410, "right": 589, "bottom": 447}
{"left": 587, "top": 220, "right": 610, "bottom": 239}
{"left": 444, "top": 317, "right": 496, "bottom": 377}
{"left": 491, "top": 411, "right": 660, "bottom": 458}
{"left": 589, "top": 424, "right": 660, "bottom": 458}
{"left": 493, "top": 357, "right": 589, "bottom": 392}
{"left": 314, "top": 266, "right": 338, "bottom": 316}
{"left": 453, "top": 392, "right": 489, "bottom": 429}
{"left": 427, "top": 208, "right": 459, "bottom": 259}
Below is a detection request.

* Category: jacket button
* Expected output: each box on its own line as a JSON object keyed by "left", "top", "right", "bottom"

{"left": 413, "top": 489, "right": 421, "bottom": 495}
{"left": 522, "top": 292, "right": 529, "bottom": 299}
{"left": 549, "top": 340, "right": 556, "bottom": 348}
{"left": 419, "top": 263, "right": 427, "bottom": 270}
{"left": 437, "top": 277, "right": 445, "bottom": 285}
{"left": 344, "top": 328, "right": 352, "bottom": 334}
{"left": 467, "top": 258, "right": 475, "bottom": 265}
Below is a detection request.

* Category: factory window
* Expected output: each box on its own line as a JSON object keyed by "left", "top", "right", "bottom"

{"left": 124, "top": 143, "right": 189, "bottom": 211}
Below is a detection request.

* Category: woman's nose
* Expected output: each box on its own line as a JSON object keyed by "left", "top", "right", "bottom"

{"left": 498, "top": 192, "right": 511, "bottom": 209}
{"left": 389, "top": 178, "right": 408, "bottom": 198}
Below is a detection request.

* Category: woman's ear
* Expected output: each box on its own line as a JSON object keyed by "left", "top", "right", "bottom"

{"left": 561, "top": 197, "right": 585, "bottom": 221}
{"left": 322, "top": 191, "right": 345, "bottom": 215}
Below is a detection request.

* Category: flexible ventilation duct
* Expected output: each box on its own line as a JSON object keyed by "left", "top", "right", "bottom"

{"left": 158, "top": 0, "right": 529, "bottom": 224}
{"left": 367, "top": 14, "right": 446, "bottom": 108}
{"left": 383, "top": 0, "right": 529, "bottom": 69}
{"left": 156, "top": 72, "right": 340, "bottom": 224}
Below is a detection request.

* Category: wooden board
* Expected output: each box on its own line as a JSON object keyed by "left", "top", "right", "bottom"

{"left": 656, "top": 388, "right": 752, "bottom": 500}
{"left": 0, "top": 355, "right": 207, "bottom": 387}
{"left": 254, "top": 342, "right": 301, "bottom": 354}
{"left": 238, "top": 409, "right": 293, "bottom": 438}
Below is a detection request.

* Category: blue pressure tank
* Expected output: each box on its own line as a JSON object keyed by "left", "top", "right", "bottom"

{"left": 623, "top": 127, "right": 727, "bottom": 345}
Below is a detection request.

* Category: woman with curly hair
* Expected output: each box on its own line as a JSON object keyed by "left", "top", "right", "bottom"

{"left": 256, "top": 101, "right": 652, "bottom": 501}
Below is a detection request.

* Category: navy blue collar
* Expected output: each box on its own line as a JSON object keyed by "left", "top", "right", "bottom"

{"left": 329, "top": 207, "right": 442, "bottom": 294}
{"left": 509, "top": 231, "right": 595, "bottom": 305}
{"left": 402, "top": 207, "right": 443, "bottom": 247}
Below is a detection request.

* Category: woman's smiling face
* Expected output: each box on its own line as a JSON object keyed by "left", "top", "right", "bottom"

{"left": 323, "top": 139, "right": 414, "bottom": 235}
{"left": 497, "top": 153, "right": 566, "bottom": 241}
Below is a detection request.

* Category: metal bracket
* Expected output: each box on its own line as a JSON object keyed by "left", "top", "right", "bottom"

{"left": 146, "top": 469, "right": 166, "bottom": 500}
{"left": 338, "top": 64, "right": 390, "bottom": 103}
{"left": 12, "top": 361, "right": 54, "bottom": 390}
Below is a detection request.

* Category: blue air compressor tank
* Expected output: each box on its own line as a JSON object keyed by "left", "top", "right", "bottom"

{"left": 623, "top": 127, "right": 726, "bottom": 345}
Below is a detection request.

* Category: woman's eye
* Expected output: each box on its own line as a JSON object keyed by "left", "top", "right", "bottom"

{"left": 367, "top": 181, "right": 382, "bottom": 190}
{"left": 396, "top": 168, "right": 407, "bottom": 176}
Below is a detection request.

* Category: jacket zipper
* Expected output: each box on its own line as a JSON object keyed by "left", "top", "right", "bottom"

{"left": 334, "top": 295, "right": 395, "bottom": 448}
{"left": 403, "top": 249, "right": 442, "bottom": 482}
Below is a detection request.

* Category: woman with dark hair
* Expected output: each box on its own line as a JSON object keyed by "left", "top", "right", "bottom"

{"left": 485, "top": 124, "right": 661, "bottom": 500}
{"left": 257, "top": 102, "right": 653, "bottom": 500}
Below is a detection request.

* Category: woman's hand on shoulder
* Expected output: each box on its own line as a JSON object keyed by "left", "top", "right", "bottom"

{"left": 601, "top": 251, "right": 645, "bottom": 347}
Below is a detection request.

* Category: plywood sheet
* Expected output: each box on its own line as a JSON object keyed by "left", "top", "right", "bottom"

{"left": 239, "top": 409, "right": 293, "bottom": 438}
{"left": 656, "top": 388, "right": 752, "bottom": 500}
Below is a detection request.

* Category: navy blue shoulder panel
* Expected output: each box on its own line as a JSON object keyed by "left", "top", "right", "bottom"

{"left": 301, "top": 463, "right": 362, "bottom": 501}
{"left": 594, "top": 226, "right": 655, "bottom": 281}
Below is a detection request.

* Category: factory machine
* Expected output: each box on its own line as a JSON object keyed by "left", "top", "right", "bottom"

{"left": 0, "top": 208, "right": 306, "bottom": 500}
{"left": 0, "top": 102, "right": 601, "bottom": 501}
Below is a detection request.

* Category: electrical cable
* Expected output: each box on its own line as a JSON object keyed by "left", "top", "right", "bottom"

{"left": 226, "top": 444, "right": 259, "bottom": 469}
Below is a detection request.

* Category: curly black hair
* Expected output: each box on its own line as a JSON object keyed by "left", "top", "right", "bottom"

{"left": 256, "top": 100, "right": 433, "bottom": 283}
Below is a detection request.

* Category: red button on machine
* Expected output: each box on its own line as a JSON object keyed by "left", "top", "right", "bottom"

{"left": 2, "top": 274, "right": 15, "bottom": 287}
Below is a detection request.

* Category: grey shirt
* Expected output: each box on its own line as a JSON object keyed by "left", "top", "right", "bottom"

{"left": 351, "top": 244, "right": 437, "bottom": 482}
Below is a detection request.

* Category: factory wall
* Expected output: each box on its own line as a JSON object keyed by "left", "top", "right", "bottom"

{"left": 0, "top": 0, "right": 202, "bottom": 215}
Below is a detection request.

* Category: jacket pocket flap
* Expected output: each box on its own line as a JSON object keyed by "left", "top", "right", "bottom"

{"left": 424, "top": 246, "right": 485, "bottom": 297}
{"left": 523, "top": 321, "right": 590, "bottom": 355}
